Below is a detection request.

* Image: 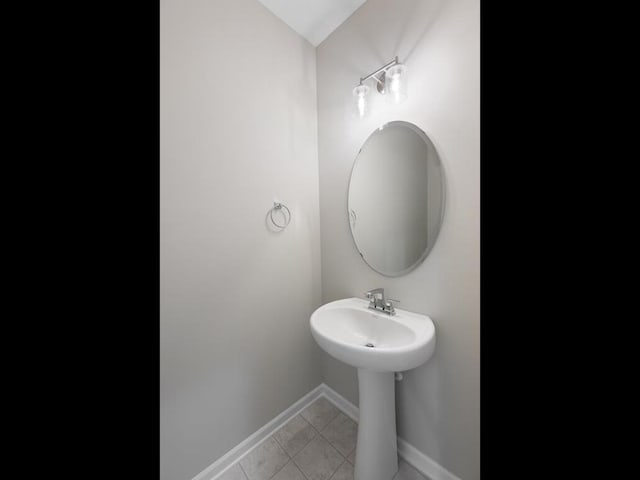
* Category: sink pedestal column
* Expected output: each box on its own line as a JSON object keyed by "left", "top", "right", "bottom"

{"left": 354, "top": 369, "right": 398, "bottom": 480}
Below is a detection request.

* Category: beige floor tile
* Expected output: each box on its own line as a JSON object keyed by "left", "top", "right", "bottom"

{"left": 273, "top": 414, "right": 318, "bottom": 457}
{"left": 292, "top": 435, "right": 344, "bottom": 480}
{"left": 329, "top": 460, "right": 354, "bottom": 480}
{"left": 217, "top": 464, "right": 248, "bottom": 480}
{"left": 240, "top": 437, "right": 289, "bottom": 480}
{"left": 320, "top": 413, "right": 357, "bottom": 457}
{"left": 300, "top": 397, "right": 340, "bottom": 431}
{"left": 271, "top": 461, "right": 306, "bottom": 480}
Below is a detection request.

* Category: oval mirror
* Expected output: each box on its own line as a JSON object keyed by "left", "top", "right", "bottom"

{"left": 348, "top": 121, "right": 445, "bottom": 276}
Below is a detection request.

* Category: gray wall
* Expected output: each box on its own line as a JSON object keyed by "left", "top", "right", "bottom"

{"left": 160, "top": 0, "right": 322, "bottom": 478}
{"left": 316, "top": 0, "right": 480, "bottom": 478}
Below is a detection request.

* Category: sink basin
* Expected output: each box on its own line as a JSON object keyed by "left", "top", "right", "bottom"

{"left": 310, "top": 297, "right": 435, "bottom": 372}
{"left": 309, "top": 297, "right": 436, "bottom": 480}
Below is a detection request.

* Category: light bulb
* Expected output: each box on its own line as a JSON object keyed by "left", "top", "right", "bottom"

{"left": 391, "top": 74, "right": 401, "bottom": 92}
{"left": 385, "top": 64, "right": 408, "bottom": 104}
{"left": 357, "top": 95, "right": 366, "bottom": 116}
{"left": 352, "top": 84, "right": 370, "bottom": 118}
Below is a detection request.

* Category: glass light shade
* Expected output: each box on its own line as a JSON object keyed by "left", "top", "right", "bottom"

{"left": 353, "top": 84, "right": 370, "bottom": 118}
{"left": 385, "top": 63, "right": 408, "bottom": 104}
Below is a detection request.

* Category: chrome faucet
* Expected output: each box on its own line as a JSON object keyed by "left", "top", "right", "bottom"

{"left": 365, "top": 288, "right": 399, "bottom": 316}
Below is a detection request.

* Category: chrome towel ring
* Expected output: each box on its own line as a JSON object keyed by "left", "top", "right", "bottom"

{"left": 270, "top": 202, "right": 291, "bottom": 229}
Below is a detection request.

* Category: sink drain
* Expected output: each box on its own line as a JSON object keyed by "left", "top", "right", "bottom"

{"left": 365, "top": 343, "right": 375, "bottom": 348}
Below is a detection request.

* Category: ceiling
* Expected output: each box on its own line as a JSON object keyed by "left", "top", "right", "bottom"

{"left": 255, "top": 0, "right": 367, "bottom": 46}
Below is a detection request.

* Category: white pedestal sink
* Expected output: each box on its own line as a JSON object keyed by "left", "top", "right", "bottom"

{"left": 310, "top": 298, "right": 436, "bottom": 480}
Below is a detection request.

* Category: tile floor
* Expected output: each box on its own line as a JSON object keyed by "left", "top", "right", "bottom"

{"left": 218, "top": 397, "right": 429, "bottom": 480}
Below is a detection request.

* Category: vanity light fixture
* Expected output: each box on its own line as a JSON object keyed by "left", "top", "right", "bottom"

{"left": 352, "top": 56, "right": 408, "bottom": 118}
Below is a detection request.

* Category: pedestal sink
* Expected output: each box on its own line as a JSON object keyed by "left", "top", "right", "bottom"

{"left": 310, "top": 298, "right": 436, "bottom": 480}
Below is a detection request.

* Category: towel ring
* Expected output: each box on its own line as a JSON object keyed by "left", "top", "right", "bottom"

{"left": 270, "top": 202, "right": 291, "bottom": 229}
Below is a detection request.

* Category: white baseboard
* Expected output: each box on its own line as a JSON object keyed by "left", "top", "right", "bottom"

{"left": 396, "top": 437, "right": 461, "bottom": 480}
{"left": 319, "top": 384, "right": 359, "bottom": 422}
{"left": 194, "top": 382, "right": 461, "bottom": 480}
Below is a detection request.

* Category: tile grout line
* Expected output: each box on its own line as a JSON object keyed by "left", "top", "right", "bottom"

{"left": 266, "top": 436, "right": 291, "bottom": 480}
{"left": 327, "top": 458, "right": 349, "bottom": 480}
{"left": 309, "top": 435, "right": 346, "bottom": 480}
{"left": 238, "top": 461, "right": 250, "bottom": 480}
{"left": 270, "top": 414, "right": 320, "bottom": 479}
{"left": 322, "top": 409, "right": 357, "bottom": 480}
{"left": 318, "top": 412, "right": 357, "bottom": 462}
{"left": 290, "top": 433, "right": 345, "bottom": 480}
{"left": 303, "top": 403, "right": 350, "bottom": 480}
{"left": 321, "top": 435, "right": 349, "bottom": 463}
{"left": 266, "top": 460, "right": 288, "bottom": 480}
{"left": 271, "top": 431, "right": 293, "bottom": 460}
{"left": 295, "top": 399, "right": 345, "bottom": 479}
{"left": 291, "top": 455, "right": 311, "bottom": 480}
{"left": 268, "top": 412, "right": 325, "bottom": 480}
{"left": 314, "top": 407, "right": 341, "bottom": 454}
{"left": 318, "top": 409, "right": 347, "bottom": 477}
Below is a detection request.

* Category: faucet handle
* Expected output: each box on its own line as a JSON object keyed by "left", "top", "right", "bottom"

{"left": 384, "top": 298, "right": 400, "bottom": 315}
{"left": 385, "top": 298, "right": 400, "bottom": 307}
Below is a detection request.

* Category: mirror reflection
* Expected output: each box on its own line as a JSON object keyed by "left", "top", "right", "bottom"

{"left": 348, "top": 121, "right": 445, "bottom": 276}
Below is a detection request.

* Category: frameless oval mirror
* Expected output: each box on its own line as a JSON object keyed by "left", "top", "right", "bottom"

{"left": 348, "top": 121, "right": 445, "bottom": 276}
